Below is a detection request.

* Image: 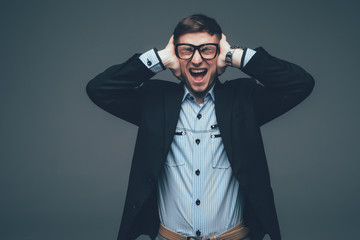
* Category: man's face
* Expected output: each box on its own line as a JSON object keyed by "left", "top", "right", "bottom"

{"left": 176, "top": 32, "right": 219, "bottom": 99}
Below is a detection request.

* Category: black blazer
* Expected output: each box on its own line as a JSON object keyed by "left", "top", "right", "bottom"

{"left": 86, "top": 47, "right": 314, "bottom": 240}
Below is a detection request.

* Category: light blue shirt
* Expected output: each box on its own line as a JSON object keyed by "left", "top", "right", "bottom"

{"left": 139, "top": 48, "right": 256, "bottom": 238}
{"left": 157, "top": 86, "right": 243, "bottom": 237}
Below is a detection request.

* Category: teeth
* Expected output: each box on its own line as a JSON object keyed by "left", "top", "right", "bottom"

{"left": 190, "top": 69, "right": 206, "bottom": 74}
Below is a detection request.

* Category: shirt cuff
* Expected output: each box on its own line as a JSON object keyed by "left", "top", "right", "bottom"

{"left": 139, "top": 48, "right": 165, "bottom": 73}
{"left": 242, "top": 48, "right": 256, "bottom": 68}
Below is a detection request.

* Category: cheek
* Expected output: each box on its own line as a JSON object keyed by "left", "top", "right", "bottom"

{"left": 209, "top": 62, "right": 218, "bottom": 73}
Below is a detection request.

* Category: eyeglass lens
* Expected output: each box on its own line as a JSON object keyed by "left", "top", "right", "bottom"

{"left": 177, "top": 44, "right": 218, "bottom": 60}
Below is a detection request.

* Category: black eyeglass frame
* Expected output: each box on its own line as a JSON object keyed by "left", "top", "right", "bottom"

{"left": 175, "top": 43, "right": 220, "bottom": 60}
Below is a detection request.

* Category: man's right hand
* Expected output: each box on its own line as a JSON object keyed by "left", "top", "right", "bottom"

{"left": 158, "top": 35, "right": 182, "bottom": 80}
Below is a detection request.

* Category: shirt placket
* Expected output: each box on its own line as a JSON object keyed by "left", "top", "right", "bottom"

{"left": 192, "top": 100, "right": 204, "bottom": 237}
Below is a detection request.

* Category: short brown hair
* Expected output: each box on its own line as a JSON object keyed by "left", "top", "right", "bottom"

{"left": 173, "top": 14, "right": 222, "bottom": 43}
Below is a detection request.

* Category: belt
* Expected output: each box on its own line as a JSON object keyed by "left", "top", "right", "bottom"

{"left": 158, "top": 222, "right": 249, "bottom": 240}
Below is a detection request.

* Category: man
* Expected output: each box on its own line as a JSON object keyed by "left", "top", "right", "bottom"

{"left": 86, "top": 14, "right": 314, "bottom": 240}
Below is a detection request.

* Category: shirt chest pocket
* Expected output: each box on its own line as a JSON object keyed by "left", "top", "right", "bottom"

{"left": 165, "top": 131, "right": 188, "bottom": 167}
{"left": 210, "top": 130, "right": 230, "bottom": 169}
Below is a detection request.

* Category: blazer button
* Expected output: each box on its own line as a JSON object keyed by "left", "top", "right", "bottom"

{"left": 196, "top": 199, "right": 200, "bottom": 205}
{"left": 195, "top": 139, "right": 200, "bottom": 145}
{"left": 195, "top": 169, "right": 200, "bottom": 176}
{"left": 196, "top": 230, "right": 201, "bottom": 236}
{"left": 197, "top": 113, "right": 202, "bottom": 119}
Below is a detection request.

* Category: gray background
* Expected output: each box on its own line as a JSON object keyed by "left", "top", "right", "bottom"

{"left": 1, "top": 0, "right": 359, "bottom": 239}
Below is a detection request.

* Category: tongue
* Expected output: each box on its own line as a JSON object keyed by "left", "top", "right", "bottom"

{"left": 191, "top": 71, "right": 206, "bottom": 81}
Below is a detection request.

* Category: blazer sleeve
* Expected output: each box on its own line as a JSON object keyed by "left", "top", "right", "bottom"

{"left": 241, "top": 47, "right": 315, "bottom": 126}
{"left": 86, "top": 54, "right": 155, "bottom": 126}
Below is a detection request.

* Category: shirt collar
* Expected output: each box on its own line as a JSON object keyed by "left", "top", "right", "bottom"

{"left": 182, "top": 85, "right": 216, "bottom": 103}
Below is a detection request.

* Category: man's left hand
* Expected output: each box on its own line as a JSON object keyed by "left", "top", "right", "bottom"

{"left": 217, "top": 34, "right": 244, "bottom": 74}
{"left": 217, "top": 34, "right": 231, "bottom": 75}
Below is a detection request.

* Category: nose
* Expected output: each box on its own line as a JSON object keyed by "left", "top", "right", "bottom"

{"left": 191, "top": 49, "right": 203, "bottom": 65}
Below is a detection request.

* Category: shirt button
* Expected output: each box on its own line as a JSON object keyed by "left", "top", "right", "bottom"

{"left": 147, "top": 59, "right": 152, "bottom": 66}
{"left": 190, "top": 96, "right": 194, "bottom": 101}
{"left": 195, "top": 169, "right": 200, "bottom": 176}
{"left": 196, "top": 230, "right": 201, "bottom": 236}
{"left": 195, "top": 139, "right": 200, "bottom": 145}
{"left": 197, "top": 113, "right": 202, "bottom": 119}
{"left": 196, "top": 199, "right": 200, "bottom": 205}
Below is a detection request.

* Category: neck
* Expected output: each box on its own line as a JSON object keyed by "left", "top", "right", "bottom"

{"left": 185, "top": 86, "right": 206, "bottom": 104}
{"left": 184, "top": 79, "right": 216, "bottom": 104}
{"left": 195, "top": 95, "right": 205, "bottom": 104}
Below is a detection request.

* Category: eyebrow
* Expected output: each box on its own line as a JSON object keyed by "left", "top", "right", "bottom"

{"left": 175, "top": 43, "right": 219, "bottom": 46}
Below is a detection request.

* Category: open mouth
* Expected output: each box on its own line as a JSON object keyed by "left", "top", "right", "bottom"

{"left": 189, "top": 68, "right": 208, "bottom": 81}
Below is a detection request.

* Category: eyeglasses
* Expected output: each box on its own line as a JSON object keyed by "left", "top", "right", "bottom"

{"left": 175, "top": 43, "right": 219, "bottom": 60}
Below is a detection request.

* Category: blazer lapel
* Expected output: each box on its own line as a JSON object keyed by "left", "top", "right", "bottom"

{"left": 214, "top": 80, "right": 234, "bottom": 164}
{"left": 163, "top": 83, "right": 184, "bottom": 161}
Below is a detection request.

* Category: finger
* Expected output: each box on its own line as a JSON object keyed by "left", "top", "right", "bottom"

{"left": 165, "top": 35, "right": 174, "bottom": 48}
{"left": 169, "top": 35, "right": 175, "bottom": 45}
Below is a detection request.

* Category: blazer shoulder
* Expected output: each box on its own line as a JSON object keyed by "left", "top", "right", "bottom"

{"left": 221, "top": 77, "right": 259, "bottom": 92}
{"left": 142, "top": 79, "right": 182, "bottom": 93}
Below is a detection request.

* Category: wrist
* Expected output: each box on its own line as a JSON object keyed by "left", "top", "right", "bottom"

{"left": 225, "top": 46, "right": 244, "bottom": 68}
{"left": 232, "top": 48, "right": 244, "bottom": 68}
{"left": 157, "top": 49, "right": 173, "bottom": 69}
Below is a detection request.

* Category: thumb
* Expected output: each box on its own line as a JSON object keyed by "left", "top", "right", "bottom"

{"left": 171, "top": 68, "right": 182, "bottom": 81}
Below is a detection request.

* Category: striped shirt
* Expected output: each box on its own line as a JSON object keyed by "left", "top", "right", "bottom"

{"left": 139, "top": 48, "right": 256, "bottom": 238}
{"left": 157, "top": 86, "right": 243, "bottom": 237}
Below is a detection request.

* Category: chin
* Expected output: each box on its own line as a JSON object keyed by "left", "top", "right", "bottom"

{"left": 192, "top": 85, "right": 208, "bottom": 93}
{"left": 189, "top": 82, "right": 212, "bottom": 97}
